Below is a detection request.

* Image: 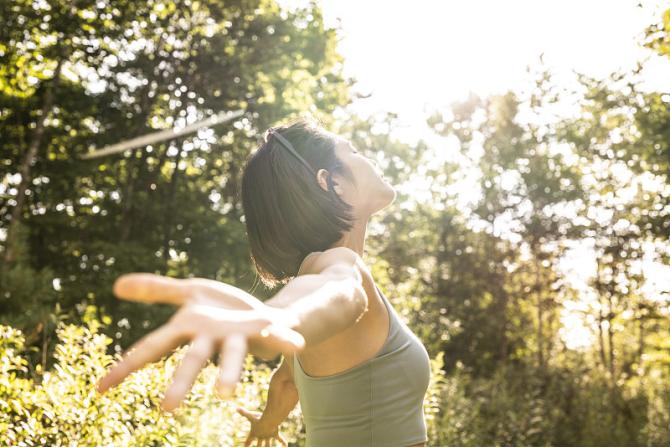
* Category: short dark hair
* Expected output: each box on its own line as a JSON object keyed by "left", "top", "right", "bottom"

{"left": 241, "top": 117, "right": 355, "bottom": 289}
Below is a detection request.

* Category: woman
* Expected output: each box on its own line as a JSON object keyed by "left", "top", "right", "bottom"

{"left": 98, "top": 117, "right": 431, "bottom": 447}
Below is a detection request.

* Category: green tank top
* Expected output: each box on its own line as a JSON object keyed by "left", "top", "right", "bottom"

{"left": 292, "top": 284, "right": 431, "bottom": 447}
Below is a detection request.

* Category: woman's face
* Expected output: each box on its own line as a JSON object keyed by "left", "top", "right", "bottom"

{"left": 318, "top": 135, "right": 396, "bottom": 219}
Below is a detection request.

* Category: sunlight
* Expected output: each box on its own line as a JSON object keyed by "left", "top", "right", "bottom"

{"left": 3, "top": 1, "right": 670, "bottom": 443}
{"left": 306, "top": 0, "right": 670, "bottom": 352}
{"left": 297, "top": 0, "right": 670, "bottom": 140}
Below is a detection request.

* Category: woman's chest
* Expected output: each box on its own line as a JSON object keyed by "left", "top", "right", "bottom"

{"left": 297, "top": 281, "right": 390, "bottom": 377}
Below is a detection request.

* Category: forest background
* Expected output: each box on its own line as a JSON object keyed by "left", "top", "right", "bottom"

{"left": 1, "top": 1, "right": 670, "bottom": 445}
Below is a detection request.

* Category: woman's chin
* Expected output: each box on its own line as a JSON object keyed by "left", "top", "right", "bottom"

{"left": 365, "top": 179, "right": 396, "bottom": 215}
{"left": 374, "top": 182, "right": 396, "bottom": 212}
{"left": 385, "top": 184, "right": 397, "bottom": 207}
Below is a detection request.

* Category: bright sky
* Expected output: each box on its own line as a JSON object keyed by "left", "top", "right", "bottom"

{"left": 314, "top": 0, "right": 670, "bottom": 143}
{"left": 280, "top": 0, "right": 670, "bottom": 350}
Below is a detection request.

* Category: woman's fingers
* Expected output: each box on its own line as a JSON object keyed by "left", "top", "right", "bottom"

{"left": 97, "top": 324, "right": 183, "bottom": 393}
{"left": 97, "top": 300, "right": 304, "bottom": 414}
{"left": 162, "top": 336, "right": 216, "bottom": 412}
{"left": 216, "top": 333, "right": 247, "bottom": 398}
{"left": 248, "top": 437, "right": 277, "bottom": 447}
{"left": 113, "top": 273, "right": 191, "bottom": 305}
{"left": 277, "top": 433, "right": 288, "bottom": 446}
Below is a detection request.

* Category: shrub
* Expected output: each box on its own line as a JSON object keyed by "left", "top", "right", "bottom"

{"left": 0, "top": 321, "right": 306, "bottom": 446}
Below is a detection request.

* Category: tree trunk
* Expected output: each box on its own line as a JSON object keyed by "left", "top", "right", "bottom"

{"left": 117, "top": 81, "right": 157, "bottom": 243}
{"left": 3, "top": 59, "right": 63, "bottom": 266}
{"left": 536, "top": 257, "right": 545, "bottom": 370}
{"left": 594, "top": 260, "right": 609, "bottom": 370}
{"left": 607, "top": 293, "right": 616, "bottom": 380}
{"left": 118, "top": 148, "right": 150, "bottom": 242}
{"left": 637, "top": 314, "right": 645, "bottom": 367}
{"left": 162, "top": 145, "right": 184, "bottom": 270}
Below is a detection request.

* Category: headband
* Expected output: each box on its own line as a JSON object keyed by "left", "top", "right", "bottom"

{"left": 266, "top": 128, "right": 318, "bottom": 176}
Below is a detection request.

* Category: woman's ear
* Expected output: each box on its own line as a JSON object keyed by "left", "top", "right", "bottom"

{"left": 317, "top": 168, "right": 345, "bottom": 196}
{"left": 316, "top": 168, "right": 330, "bottom": 192}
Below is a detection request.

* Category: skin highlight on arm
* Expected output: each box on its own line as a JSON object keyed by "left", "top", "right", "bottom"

{"left": 264, "top": 246, "right": 370, "bottom": 348}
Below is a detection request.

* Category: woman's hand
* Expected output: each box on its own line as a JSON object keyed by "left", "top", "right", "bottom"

{"left": 110, "top": 272, "right": 301, "bottom": 360}
{"left": 96, "top": 273, "right": 305, "bottom": 412}
{"left": 112, "top": 272, "right": 265, "bottom": 310}
{"left": 236, "top": 406, "right": 288, "bottom": 447}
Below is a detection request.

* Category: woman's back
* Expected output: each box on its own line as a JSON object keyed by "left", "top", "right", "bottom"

{"left": 287, "top": 252, "right": 431, "bottom": 447}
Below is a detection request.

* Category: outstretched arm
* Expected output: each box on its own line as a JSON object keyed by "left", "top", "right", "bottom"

{"left": 110, "top": 246, "right": 368, "bottom": 353}
{"left": 97, "top": 246, "right": 367, "bottom": 411}
{"left": 260, "top": 354, "right": 299, "bottom": 427}
{"left": 265, "top": 246, "right": 370, "bottom": 348}
{"left": 236, "top": 354, "right": 298, "bottom": 447}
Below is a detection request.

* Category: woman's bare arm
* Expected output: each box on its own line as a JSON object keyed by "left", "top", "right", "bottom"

{"left": 105, "top": 248, "right": 369, "bottom": 362}
{"left": 264, "top": 246, "right": 369, "bottom": 348}
{"left": 258, "top": 355, "right": 300, "bottom": 428}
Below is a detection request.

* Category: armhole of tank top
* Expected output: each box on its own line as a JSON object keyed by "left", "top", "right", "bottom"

{"left": 373, "top": 283, "right": 390, "bottom": 310}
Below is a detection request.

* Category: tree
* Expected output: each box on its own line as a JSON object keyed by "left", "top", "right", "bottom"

{"left": 0, "top": 0, "right": 353, "bottom": 349}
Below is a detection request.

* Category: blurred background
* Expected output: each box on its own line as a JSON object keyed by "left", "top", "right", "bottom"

{"left": 1, "top": 0, "right": 669, "bottom": 445}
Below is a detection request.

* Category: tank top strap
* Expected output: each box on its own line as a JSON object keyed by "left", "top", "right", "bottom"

{"left": 373, "top": 283, "right": 389, "bottom": 307}
{"left": 372, "top": 283, "right": 402, "bottom": 356}
{"left": 293, "top": 282, "right": 401, "bottom": 379}
{"left": 374, "top": 284, "right": 400, "bottom": 324}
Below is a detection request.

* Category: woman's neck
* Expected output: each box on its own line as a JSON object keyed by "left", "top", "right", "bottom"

{"left": 331, "top": 216, "right": 369, "bottom": 257}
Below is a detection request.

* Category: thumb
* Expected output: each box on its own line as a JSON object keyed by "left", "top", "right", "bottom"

{"left": 236, "top": 406, "right": 256, "bottom": 419}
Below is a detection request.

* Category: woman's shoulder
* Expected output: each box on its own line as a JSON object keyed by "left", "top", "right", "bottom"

{"left": 298, "top": 247, "right": 368, "bottom": 278}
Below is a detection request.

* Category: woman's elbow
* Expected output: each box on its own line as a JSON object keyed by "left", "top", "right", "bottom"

{"left": 345, "top": 279, "right": 368, "bottom": 325}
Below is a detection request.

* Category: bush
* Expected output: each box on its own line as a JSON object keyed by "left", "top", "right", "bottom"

{"left": 3, "top": 318, "right": 668, "bottom": 446}
{"left": 0, "top": 321, "right": 306, "bottom": 446}
{"left": 0, "top": 319, "right": 452, "bottom": 446}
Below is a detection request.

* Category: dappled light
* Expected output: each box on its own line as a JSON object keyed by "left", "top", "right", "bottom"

{"left": 1, "top": 1, "right": 670, "bottom": 446}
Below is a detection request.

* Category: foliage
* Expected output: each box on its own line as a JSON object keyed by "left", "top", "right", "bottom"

{"left": 1, "top": 1, "right": 670, "bottom": 446}
{"left": 5, "top": 315, "right": 669, "bottom": 446}
{"left": 0, "top": 319, "right": 299, "bottom": 446}
{"left": 644, "top": 8, "right": 670, "bottom": 58}
{"left": 1, "top": 318, "right": 469, "bottom": 446}
{"left": 0, "top": 0, "right": 353, "bottom": 345}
